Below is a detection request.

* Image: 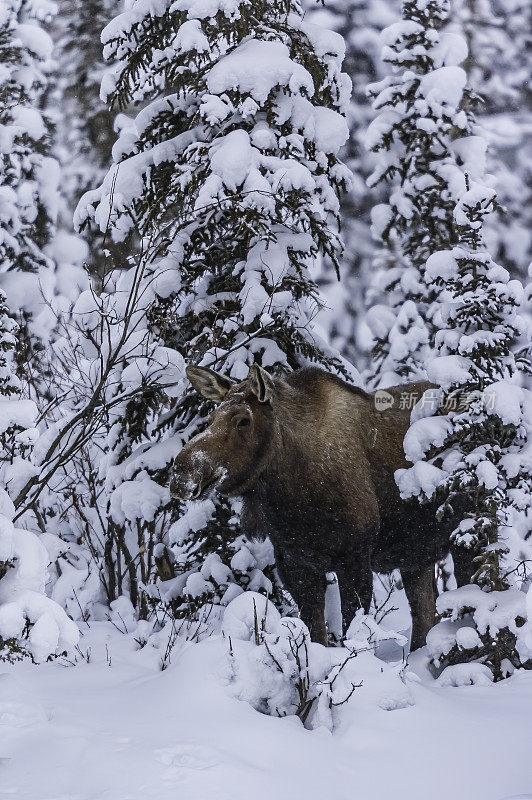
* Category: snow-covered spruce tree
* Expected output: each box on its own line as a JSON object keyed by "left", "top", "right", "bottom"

{"left": 52, "top": 0, "right": 126, "bottom": 276}
{"left": 363, "top": 0, "right": 472, "bottom": 386}
{"left": 0, "top": 0, "right": 60, "bottom": 396}
{"left": 450, "top": 0, "right": 531, "bottom": 281}
{"left": 304, "top": 0, "right": 396, "bottom": 370}
{"left": 0, "top": 289, "right": 78, "bottom": 661}
{"left": 396, "top": 148, "right": 532, "bottom": 681}
{"left": 75, "top": 0, "right": 354, "bottom": 626}
{"left": 449, "top": 0, "right": 532, "bottom": 609}
{"left": 54, "top": 0, "right": 118, "bottom": 205}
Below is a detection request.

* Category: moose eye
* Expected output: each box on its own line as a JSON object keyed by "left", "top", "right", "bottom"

{"left": 236, "top": 416, "right": 251, "bottom": 429}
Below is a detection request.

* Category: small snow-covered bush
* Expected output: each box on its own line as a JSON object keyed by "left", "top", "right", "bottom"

{"left": 428, "top": 584, "right": 532, "bottom": 682}
{"left": 143, "top": 515, "right": 284, "bottom": 642}
{"left": 0, "top": 292, "right": 79, "bottom": 662}
{"left": 221, "top": 592, "right": 411, "bottom": 731}
{"left": 222, "top": 592, "right": 318, "bottom": 722}
{"left": 0, "top": 492, "right": 79, "bottom": 662}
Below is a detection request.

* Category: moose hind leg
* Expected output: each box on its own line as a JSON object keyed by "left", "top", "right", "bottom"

{"left": 402, "top": 564, "right": 436, "bottom": 651}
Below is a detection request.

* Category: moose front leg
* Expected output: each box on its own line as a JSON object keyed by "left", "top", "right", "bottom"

{"left": 276, "top": 550, "right": 328, "bottom": 645}
{"left": 450, "top": 542, "right": 476, "bottom": 587}
{"left": 301, "top": 583, "right": 328, "bottom": 646}
{"left": 335, "top": 550, "right": 374, "bottom": 637}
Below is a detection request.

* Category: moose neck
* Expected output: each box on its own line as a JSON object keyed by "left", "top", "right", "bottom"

{"left": 246, "top": 395, "right": 324, "bottom": 506}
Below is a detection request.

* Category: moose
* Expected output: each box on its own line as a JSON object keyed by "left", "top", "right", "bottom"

{"left": 171, "top": 364, "right": 471, "bottom": 649}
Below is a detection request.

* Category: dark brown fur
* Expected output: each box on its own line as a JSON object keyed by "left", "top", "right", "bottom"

{"left": 171, "top": 365, "right": 471, "bottom": 649}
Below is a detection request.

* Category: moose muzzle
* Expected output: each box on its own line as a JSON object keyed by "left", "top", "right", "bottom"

{"left": 170, "top": 447, "right": 221, "bottom": 502}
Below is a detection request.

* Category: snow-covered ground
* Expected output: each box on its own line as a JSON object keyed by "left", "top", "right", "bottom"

{"left": 2, "top": 612, "right": 531, "bottom": 800}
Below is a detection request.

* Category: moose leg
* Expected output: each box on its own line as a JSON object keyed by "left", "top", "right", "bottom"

{"left": 401, "top": 565, "right": 436, "bottom": 651}
{"left": 335, "top": 551, "right": 373, "bottom": 636}
{"left": 276, "top": 552, "right": 328, "bottom": 645}
{"left": 306, "top": 589, "right": 328, "bottom": 646}
{"left": 451, "top": 543, "right": 476, "bottom": 587}
{"left": 295, "top": 575, "right": 327, "bottom": 646}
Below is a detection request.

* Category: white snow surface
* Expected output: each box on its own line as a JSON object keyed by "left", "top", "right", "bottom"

{"left": 1, "top": 622, "right": 531, "bottom": 800}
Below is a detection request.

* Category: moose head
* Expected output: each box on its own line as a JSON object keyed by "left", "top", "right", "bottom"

{"left": 170, "top": 364, "right": 278, "bottom": 502}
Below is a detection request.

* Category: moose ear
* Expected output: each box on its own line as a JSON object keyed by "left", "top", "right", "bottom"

{"left": 247, "top": 364, "right": 275, "bottom": 404}
{"left": 186, "top": 365, "right": 233, "bottom": 402}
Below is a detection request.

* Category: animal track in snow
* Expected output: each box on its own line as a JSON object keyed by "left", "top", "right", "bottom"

{"left": 154, "top": 743, "right": 219, "bottom": 773}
